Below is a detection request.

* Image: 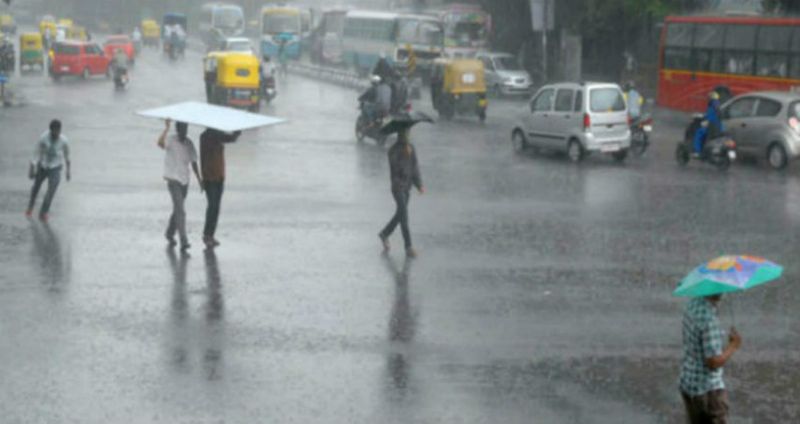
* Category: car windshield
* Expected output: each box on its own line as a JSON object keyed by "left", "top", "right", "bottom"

{"left": 451, "top": 22, "right": 485, "bottom": 46}
{"left": 494, "top": 56, "right": 521, "bottom": 71}
{"left": 263, "top": 14, "right": 300, "bottom": 34}
{"left": 590, "top": 88, "right": 626, "bottom": 112}
{"left": 54, "top": 44, "right": 79, "bottom": 55}
{"left": 215, "top": 9, "right": 243, "bottom": 30}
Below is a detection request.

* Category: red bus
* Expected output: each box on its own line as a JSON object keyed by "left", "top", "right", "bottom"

{"left": 658, "top": 15, "right": 800, "bottom": 112}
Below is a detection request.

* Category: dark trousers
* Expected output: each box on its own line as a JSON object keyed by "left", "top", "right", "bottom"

{"left": 166, "top": 180, "right": 189, "bottom": 244}
{"left": 204, "top": 180, "right": 224, "bottom": 238}
{"left": 381, "top": 190, "right": 412, "bottom": 250}
{"left": 27, "top": 165, "right": 62, "bottom": 216}
{"left": 681, "top": 390, "right": 728, "bottom": 424}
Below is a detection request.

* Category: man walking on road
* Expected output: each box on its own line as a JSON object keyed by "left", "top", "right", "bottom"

{"left": 26, "top": 119, "right": 70, "bottom": 222}
{"left": 158, "top": 120, "right": 202, "bottom": 250}
{"left": 200, "top": 128, "right": 241, "bottom": 248}
{"left": 679, "top": 294, "right": 742, "bottom": 424}
{"left": 379, "top": 128, "right": 424, "bottom": 258}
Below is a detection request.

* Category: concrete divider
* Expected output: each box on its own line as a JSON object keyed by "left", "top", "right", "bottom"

{"left": 288, "top": 63, "right": 369, "bottom": 91}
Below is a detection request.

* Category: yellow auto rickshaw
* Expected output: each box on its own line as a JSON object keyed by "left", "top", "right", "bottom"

{"left": 70, "top": 25, "right": 88, "bottom": 41}
{"left": 205, "top": 52, "right": 261, "bottom": 111}
{"left": 0, "top": 14, "right": 16, "bottom": 35}
{"left": 141, "top": 19, "right": 160, "bottom": 47}
{"left": 19, "top": 32, "right": 44, "bottom": 70}
{"left": 430, "top": 58, "right": 488, "bottom": 122}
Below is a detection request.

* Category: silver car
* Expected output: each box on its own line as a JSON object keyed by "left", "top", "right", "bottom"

{"left": 512, "top": 82, "right": 632, "bottom": 162}
{"left": 720, "top": 91, "right": 800, "bottom": 169}
{"left": 476, "top": 52, "right": 533, "bottom": 97}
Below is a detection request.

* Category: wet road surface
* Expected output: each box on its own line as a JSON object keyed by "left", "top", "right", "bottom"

{"left": 1, "top": 43, "right": 800, "bottom": 423}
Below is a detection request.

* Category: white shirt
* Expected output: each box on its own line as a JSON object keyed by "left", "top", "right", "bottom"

{"left": 33, "top": 131, "right": 69, "bottom": 170}
{"left": 163, "top": 135, "right": 198, "bottom": 185}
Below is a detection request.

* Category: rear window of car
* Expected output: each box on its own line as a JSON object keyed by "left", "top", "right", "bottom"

{"left": 53, "top": 44, "right": 79, "bottom": 55}
{"left": 589, "top": 88, "right": 626, "bottom": 113}
{"left": 791, "top": 101, "right": 800, "bottom": 119}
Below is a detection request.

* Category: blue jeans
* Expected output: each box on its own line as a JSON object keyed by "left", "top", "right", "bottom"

{"left": 28, "top": 165, "right": 62, "bottom": 216}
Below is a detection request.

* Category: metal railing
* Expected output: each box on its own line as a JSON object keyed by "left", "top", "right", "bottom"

{"left": 288, "top": 63, "right": 369, "bottom": 91}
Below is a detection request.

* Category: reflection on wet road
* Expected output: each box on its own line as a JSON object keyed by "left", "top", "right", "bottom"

{"left": 0, "top": 40, "right": 799, "bottom": 423}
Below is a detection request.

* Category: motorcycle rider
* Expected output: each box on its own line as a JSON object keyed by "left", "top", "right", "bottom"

{"left": 260, "top": 54, "right": 275, "bottom": 101}
{"left": 359, "top": 75, "right": 392, "bottom": 128}
{"left": 111, "top": 48, "right": 128, "bottom": 86}
{"left": 693, "top": 91, "right": 724, "bottom": 157}
{"left": 624, "top": 81, "right": 643, "bottom": 121}
{"left": 131, "top": 26, "right": 142, "bottom": 54}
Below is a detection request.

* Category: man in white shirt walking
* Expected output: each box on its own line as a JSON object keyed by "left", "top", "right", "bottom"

{"left": 157, "top": 120, "right": 202, "bottom": 250}
{"left": 26, "top": 119, "right": 70, "bottom": 222}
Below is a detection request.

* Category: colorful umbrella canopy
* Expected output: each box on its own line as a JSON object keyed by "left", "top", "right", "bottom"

{"left": 673, "top": 255, "right": 783, "bottom": 297}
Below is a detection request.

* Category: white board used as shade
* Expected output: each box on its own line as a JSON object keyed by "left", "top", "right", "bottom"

{"left": 136, "top": 101, "right": 286, "bottom": 132}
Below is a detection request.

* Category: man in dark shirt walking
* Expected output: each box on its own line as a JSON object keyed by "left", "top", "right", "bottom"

{"left": 379, "top": 128, "right": 424, "bottom": 258}
{"left": 200, "top": 128, "right": 241, "bottom": 248}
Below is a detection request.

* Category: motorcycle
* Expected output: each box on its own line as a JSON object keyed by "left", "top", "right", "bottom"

{"left": 261, "top": 74, "right": 277, "bottom": 104}
{"left": 113, "top": 66, "right": 129, "bottom": 90}
{"left": 675, "top": 114, "right": 736, "bottom": 171}
{"left": 356, "top": 102, "right": 388, "bottom": 146}
{"left": 630, "top": 114, "right": 653, "bottom": 157}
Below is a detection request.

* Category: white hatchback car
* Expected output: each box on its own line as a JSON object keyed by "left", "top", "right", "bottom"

{"left": 512, "top": 82, "right": 632, "bottom": 162}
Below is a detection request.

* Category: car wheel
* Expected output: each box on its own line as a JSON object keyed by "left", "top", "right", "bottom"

{"left": 716, "top": 155, "right": 731, "bottom": 171}
{"left": 567, "top": 139, "right": 584, "bottom": 163}
{"left": 512, "top": 130, "right": 527, "bottom": 154}
{"left": 767, "top": 143, "right": 788, "bottom": 170}
{"left": 82, "top": 68, "right": 89, "bottom": 79}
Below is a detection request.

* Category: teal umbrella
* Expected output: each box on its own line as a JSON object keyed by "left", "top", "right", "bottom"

{"left": 673, "top": 255, "right": 783, "bottom": 297}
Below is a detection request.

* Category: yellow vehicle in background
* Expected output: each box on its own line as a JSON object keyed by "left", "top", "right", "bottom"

{"left": 0, "top": 14, "right": 16, "bottom": 35}
{"left": 39, "top": 17, "right": 56, "bottom": 38}
{"left": 57, "top": 18, "right": 74, "bottom": 28}
{"left": 19, "top": 32, "right": 44, "bottom": 71}
{"left": 204, "top": 51, "right": 261, "bottom": 111}
{"left": 430, "top": 58, "right": 488, "bottom": 122}
{"left": 141, "top": 19, "right": 160, "bottom": 47}
{"left": 71, "top": 25, "right": 88, "bottom": 41}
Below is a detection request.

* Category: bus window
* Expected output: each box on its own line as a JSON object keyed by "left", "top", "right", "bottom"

{"left": 723, "top": 25, "right": 756, "bottom": 75}
{"left": 790, "top": 28, "right": 800, "bottom": 78}
{"left": 664, "top": 23, "right": 692, "bottom": 71}
{"left": 693, "top": 24, "right": 724, "bottom": 72}
{"left": 666, "top": 23, "right": 693, "bottom": 47}
{"left": 664, "top": 47, "right": 691, "bottom": 70}
{"left": 756, "top": 25, "right": 791, "bottom": 77}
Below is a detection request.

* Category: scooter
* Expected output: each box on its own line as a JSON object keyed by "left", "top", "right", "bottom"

{"left": 113, "top": 66, "right": 129, "bottom": 90}
{"left": 262, "top": 74, "right": 277, "bottom": 104}
{"left": 356, "top": 102, "right": 388, "bottom": 146}
{"left": 630, "top": 114, "right": 653, "bottom": 157}
{"left": 675, "top": 115, "right": 736, "bottom": 171}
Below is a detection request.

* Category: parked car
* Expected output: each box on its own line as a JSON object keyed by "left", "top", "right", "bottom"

{"left": 719, "top": 91, "right": 800, "bottom": 170}
{"left": 50, "top": 41, "right": 111, "bottom": 81}
{"left": 103, "top": 35, "right": 135, "bottom": 63}
{"left": 218, "top": 37, "right": 255, "bottom": 54}
{"left": 476, "top": 52, "right": 533, "bottom": 97}
{"left": 511, "top": 82, "right": 631, "bottom": 162}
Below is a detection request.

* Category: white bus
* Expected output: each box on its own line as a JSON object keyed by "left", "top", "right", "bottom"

{"left": 342, "top": 11, "right": 444, "bottom": 76}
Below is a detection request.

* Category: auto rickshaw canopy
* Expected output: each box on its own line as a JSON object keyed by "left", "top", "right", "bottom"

{"left": 141, "top": 19, "right": 160, "bottom": 37}
{"left": 435, "top": 58, "right": 487, "bottom": 95}
{"left": 207, "top": 51, "right": 260, "bottom": 89}
{"left": 20, "top": 32, "right": 43, "bottom": 50}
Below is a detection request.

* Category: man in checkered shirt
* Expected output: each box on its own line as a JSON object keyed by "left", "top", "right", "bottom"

{"left": 679, "top": 294, "right": 742, "bottom": 423}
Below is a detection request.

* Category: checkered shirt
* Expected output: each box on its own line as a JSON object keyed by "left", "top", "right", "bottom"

{"left": 679, "top": 297, "right": 725, "bottom": 396}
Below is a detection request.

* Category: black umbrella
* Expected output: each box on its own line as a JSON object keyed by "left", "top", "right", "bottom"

{"left": 380, "top": 111, "right": 435, "bottom": 135}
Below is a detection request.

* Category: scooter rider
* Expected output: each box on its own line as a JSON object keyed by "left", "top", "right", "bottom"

{"left": 693, "top": 91, "right": 724, "bottom": 157}
{"left": 359, "top": 75, "right": 392, "bottom": 126}
{"left": 624, "top": 81, "right": 643, "bottom": 121}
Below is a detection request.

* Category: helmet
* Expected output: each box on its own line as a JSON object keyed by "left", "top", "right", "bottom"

{"left": 624, "top": 80, "right": 635, "bottom": 91}
{"left": 709, "top": 91, "right": 720, "bottom": 100}
{"left": 370, "top": 75, "right": 382, "bottom": 85}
